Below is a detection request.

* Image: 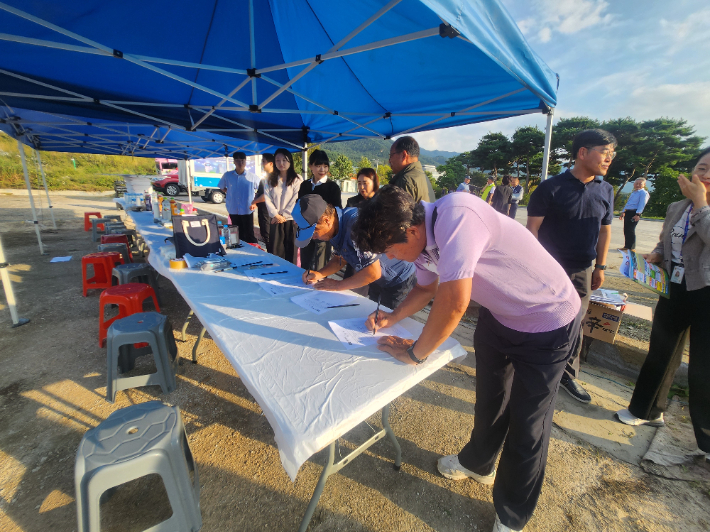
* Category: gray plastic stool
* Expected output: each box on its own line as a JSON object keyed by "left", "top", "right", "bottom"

{"left": 91, "top": 218, "right": 112, "bottom": 242}
{"left": 112, "top": 263, "right": 160, "bottom": 303}
{"left": 98, "top": 243, "right": 132, "bottom": 265}
{"left": 106, "top": 312, "right": 178, "bottom": 403}
{"left": 74, "top": 401, "right": 201, "bottom": 532}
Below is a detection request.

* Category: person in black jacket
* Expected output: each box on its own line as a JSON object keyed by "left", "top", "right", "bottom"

{"left": 297, "top": 150, "right": 342, "bottom": 270}
{"left": 490, "top": 175, "right": 513, "bottom": 215}
{"left": 251, "top": 153, "right": 275, "bottom": 247}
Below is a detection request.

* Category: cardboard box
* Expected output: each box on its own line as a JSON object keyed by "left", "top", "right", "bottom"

{"left": 582, "top": 301, "right": 623, "bottom": 343}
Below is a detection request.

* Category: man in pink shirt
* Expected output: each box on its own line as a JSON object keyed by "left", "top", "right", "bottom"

{"left": 352, "top": 187, "right": 581, "bottom": 532}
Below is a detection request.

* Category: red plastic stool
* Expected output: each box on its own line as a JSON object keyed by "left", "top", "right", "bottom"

{"left": 84, "top": 212, "right": 103, "bottom": 232}
{"left": 82, "top": 252, "right": 125, "bottom": 297}
{"left": 100, "top": 234, "right": 132, "bottom": 262}
{"left": 98, "top": 283, "right": 161, "bottom": 347}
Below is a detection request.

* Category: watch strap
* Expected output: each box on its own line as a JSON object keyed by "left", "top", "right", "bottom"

{"left": 594, "top": 264, "right": 607, "bottom": 270}
{"left": 406, "top": 341, "right": 425, "bottom": 365}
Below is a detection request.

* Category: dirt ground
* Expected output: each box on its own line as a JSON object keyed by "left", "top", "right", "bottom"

{"left": 1, "top": 191, "right": 709, "bottom": 532}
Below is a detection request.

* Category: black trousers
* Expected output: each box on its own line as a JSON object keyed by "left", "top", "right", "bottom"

{"left": 623, "top": 209, "right": 639, "bottom": 249}
{"left": 267, "top": 221, "right": 296, "bottom": 264}
{"left": 229, "top": 213, "right": 257, "bottom": 244}
{"left": 257, "top": 205, "right": 270, "bottom": 246}
{"left": 628, "top": 276, "right": 710, "bottom": 451}
{"left": 458, "top": 308, "right": 579, "bottom": 530}
{"left": 366, "top": 272, "right": 416, "bottom": 310}
{"left": 563, "top": 265, "right": 592, "bottom": 380}
{"left": 300, "top": 240, "right": 331, "bottom": 272}
{"left": 508, "top": 203, "right": 518, "bottom": 219}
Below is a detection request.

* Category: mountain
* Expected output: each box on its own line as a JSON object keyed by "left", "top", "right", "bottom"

{"left": 320, "top": 138, "right": 459, "bottom": 167}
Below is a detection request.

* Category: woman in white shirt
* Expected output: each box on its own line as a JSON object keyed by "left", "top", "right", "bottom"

{"left": 264, "top": 148, "right": 303, "bottom": 263}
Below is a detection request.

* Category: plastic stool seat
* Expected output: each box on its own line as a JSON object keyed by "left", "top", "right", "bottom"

{"left": 74, "top": 401, "right": 201, "bottom": 532}
{"left": 106, "top": 312, "right": 178, "bottom": 402}
{"left": 101, "top": 234, "right": 130, "bottom": 247}
{"left": 82, "top": 252, "right": 125, "bottom": 296}
{"left": 98, "top": 283, "right": 160, "bottom": 347}
{"left": 91, "top": 218, "right": 112, "bottom": 242}
{"left": 98, "top": 243, "right": 132, "bottom": 264}
{"left": 112, "top": 263, "right": 160, "bottom": 302}
{"left": 84, "top": 212, "right": 102, "bottom": 232}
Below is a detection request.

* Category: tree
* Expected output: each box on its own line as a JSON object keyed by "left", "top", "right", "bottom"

{"left": 551, "top": 117, "right": 601, "bottom": 167}
{"left": 511, "top": 126, "right": 545, "bottom": 193}
{"left": 471, "top": 133, "right": 512, "bottom": 178}
{"left": 330, "top": 154, "right": 353, "bottom": 181}
{"left": 645, "top": 166, "right": 685, "bottom": 217}
{"left": 355, "top": 156, "right": 372, "bottom": 170}
{"left": 436, "top": 160, "right": 466, "bottom": 191}
{"left": 377, "top": 164, "right": 392, "bottom": 184}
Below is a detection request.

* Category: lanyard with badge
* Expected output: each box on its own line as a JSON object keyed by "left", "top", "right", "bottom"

{"left": 670, "top": 204, "right": 692, "bottom": 284}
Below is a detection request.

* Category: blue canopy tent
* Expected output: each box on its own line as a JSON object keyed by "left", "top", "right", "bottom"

{"left": 0, "top": 0, "right": 558, "bottom": 174}
{"left": 0, "top": 105, "right": 277, "bottom": 253}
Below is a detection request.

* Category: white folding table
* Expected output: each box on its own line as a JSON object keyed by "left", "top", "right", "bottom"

{"left": 122, "top": 209, "right": 467, "bottom": 531}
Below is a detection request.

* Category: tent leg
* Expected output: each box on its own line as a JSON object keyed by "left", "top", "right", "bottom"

{"left": 35, "top": 150, "right": 57, "bottom": 230}
{"left": 302, "top": 148, "right": 308, "bottom": 178}
{"left": 17, "top": 140, "right": 46, "bottom": 255}
{"left": 541, "top": 110, "right": 554, "bottom": 182}
{"left": 187, "top": 160, "right": 193, "bottom": 205}
{"left": 0, "top": 234, "right": 30, "bottom": 328}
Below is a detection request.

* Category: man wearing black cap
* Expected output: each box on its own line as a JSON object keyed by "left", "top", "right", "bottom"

{"left": 293, "top": 194, "right": 416, "bottom": 309}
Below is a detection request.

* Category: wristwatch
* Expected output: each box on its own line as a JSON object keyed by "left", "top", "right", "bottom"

{"left": 594, "top": 264, "right": 607, "bottom": 270}
{"left": 406, "top": 341, "right": 425, "bottom": 365}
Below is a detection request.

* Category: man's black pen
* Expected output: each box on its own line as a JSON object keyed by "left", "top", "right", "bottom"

{"left": 260, "top": 270, "right": 288, "bottom": 275}
{"left": 373, "top": 293, "right": 382, "bottom": 335}
{"left": 326, "top": 303, "right": 360, "bottom": 309}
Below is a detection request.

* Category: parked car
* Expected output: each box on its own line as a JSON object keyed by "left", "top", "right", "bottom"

{"left": 151, "top": 173, "right": 183, "bottom": 197}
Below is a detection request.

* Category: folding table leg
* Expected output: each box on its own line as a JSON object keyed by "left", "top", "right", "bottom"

{"left": 192, "top": 327, "right": 206, "bottom": 364}
{"left": 298, "top": 403, "right": 402, "bottom": 532}
{"left": 181, "top": 310, "right": 194, "bottom": 341}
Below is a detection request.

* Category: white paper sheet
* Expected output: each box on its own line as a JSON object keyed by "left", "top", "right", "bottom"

{"left": 50, "top": 256, "right": 72, "bottom": 263}
{"left": 259, "top": 275, "right": 314, "bottom": 296}
{"left": 290, "top": 291, "right": 357, "bottom": 314}
{"left": 328, "top": 317, "right": 413, "bottom": 350}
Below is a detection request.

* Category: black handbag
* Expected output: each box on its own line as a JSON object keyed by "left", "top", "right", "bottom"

{"left": 172, "top": 214, "right": 225, "bottom": 258}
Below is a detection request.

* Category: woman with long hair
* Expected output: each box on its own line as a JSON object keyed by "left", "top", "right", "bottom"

{"left": 346, "top": 168, "right": 379, "bottom": 208}
{"left": 616, "top": 147, "right": 710, "bottom": 463}
{"left": 264, "top": 148, "right": 303, "bottom": 263}
{"left": 297, "top": 149, "right": 341, "bottom": 270}
{"left": 490, "top": 175, "right": 513, "bottom": 215}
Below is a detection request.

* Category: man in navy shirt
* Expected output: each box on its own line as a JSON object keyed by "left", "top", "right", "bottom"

{"left": 293, "top": 194, "right": 416, "bottom": 309}
{"left": 526, "top": 129, "right": 616, "bottom": 404}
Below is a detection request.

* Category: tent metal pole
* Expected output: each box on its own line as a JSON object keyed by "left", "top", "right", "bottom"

{"left": 17, "top": 139, "right": 45, "bottom": 255}
{"left": 0, "top": 234, "right": 29, "bottom": 327}
{"left": 541, "top": 110, "right": 554, "bottom": 181}
{"left": 302, "top": 147, "right": 308, "bottom": 179}
{"left": 34, "top": 149, "right": 56, "bottom": 229}
{"left": 187, "top": 161, "right": 193, "bottom": 205}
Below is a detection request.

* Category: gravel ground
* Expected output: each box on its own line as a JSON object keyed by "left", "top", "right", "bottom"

{"left": 1, "top": 192, "right": 709, "bottom": 532}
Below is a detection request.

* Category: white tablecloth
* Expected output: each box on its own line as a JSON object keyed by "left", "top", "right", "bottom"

{"left": 125, "top": 211, "right": 467, "bottom": 480}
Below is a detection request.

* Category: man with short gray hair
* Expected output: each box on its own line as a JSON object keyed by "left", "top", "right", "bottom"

{"left": 388, "top": 136, "right": 435, "bottom": 202}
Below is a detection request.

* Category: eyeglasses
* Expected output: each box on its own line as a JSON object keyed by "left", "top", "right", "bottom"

{"left": 587, "top": 147, "right": 617, "bottom": 160}
{"left": 388, "top": 150, "right": 402, "bottom": 160}
{"left": 295, "top": 221, "right": 316, "bottom": 238}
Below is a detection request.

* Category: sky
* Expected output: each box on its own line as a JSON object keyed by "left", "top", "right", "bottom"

{"left": 411, "top": 0, "right": 710, "bottom": 155}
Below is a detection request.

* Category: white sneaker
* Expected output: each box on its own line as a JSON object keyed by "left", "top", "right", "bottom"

{"left": 436, "top": 454, "right": 496, "bottom": 485}
{"left": 615, "top": 409, "right": 665, "bottom": 427}
{"left": 492, "top": 514, "right": 522, "bottom": 532}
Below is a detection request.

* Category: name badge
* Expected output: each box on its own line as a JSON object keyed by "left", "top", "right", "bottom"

{"left": 671, "top": 265, "right": 684, "bottom": 284}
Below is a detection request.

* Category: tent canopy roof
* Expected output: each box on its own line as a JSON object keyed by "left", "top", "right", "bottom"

{"left": 1, "top": 107, "right": 277, "bottom": 159}
{"left": 0, "top": 0, "right": 558, "bottom": 151}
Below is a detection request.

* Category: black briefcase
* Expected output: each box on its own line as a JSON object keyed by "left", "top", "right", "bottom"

{"left": 172, "top": 214, "right": 225, "bottom": 258}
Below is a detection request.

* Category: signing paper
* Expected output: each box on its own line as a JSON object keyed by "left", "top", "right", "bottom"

{"left": 328, "top": 317, "right": 413, "bottom": 350}
{"left": 258, "top": 275, "right": 313, "bottom": 296}
{"left": 290, "top": 291, "right": 357, "bottom": 314}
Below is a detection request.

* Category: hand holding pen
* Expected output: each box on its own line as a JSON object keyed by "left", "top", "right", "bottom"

{"left": 372, "top": 294, "right": 382, "bottom": 335}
